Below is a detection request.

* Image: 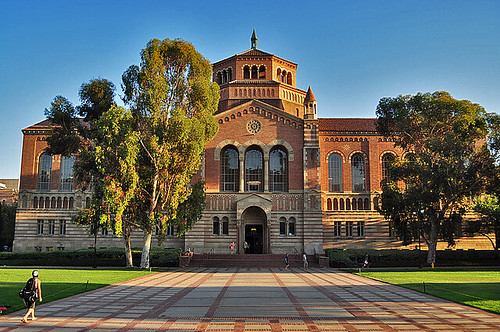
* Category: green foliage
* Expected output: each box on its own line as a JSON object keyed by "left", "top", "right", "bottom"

{"left": 469, "top": 194, "right": 500, "bottom": 249}
{"left": 44, "top": 96, "right": 82, "bottom": 156}
{"left": 376, "top": 92, "right": 494, "bottom": 264}
{"left": 121, "top": 38, "right": 219, "bottom": 268}
{"left": 0, "top": 203, "right": 16, "bottom": 249}
{"left": 77, "top": 78, "right": 116, "bottom": 122}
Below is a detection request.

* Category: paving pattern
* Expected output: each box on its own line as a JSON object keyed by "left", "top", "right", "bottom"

{"left": 1, "top": 267, "right": 499, "bottom": 331}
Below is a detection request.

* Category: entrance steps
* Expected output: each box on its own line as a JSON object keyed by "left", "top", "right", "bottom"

{"left": 187, "top": 254, "right": 318, "bottom": 268}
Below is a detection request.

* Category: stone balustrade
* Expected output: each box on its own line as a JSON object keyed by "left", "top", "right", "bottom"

{"left": 18, "top": 190, "right": 93, "bottom": 210}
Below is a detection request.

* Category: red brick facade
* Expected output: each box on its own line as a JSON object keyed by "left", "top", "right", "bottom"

{"left": 13, "top": 37, "right": 495, "bottom": 253}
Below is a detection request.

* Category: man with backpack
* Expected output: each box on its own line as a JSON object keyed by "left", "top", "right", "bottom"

{"left": 21, "top": 270, "right": 42, "bottom": 323}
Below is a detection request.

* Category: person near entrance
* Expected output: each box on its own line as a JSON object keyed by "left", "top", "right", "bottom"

{"left": 303, "top": 253, "right": 308, "bottom": 269}
{"left": 284, "top": 253, "right": 290, "bottom": 270}
{"left": 243, "top": 241, "right": 249, "bottom": 254}
{"left": 230, "top": 241, "right": 235, "bottom": 254}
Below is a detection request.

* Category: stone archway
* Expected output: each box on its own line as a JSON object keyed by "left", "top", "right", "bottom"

{"left": 241, "top": 206, "right": 267, "bottom": 254}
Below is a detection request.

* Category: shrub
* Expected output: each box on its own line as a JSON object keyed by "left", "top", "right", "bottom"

{"left": 0, "top": 248, "right": 183, "bottom": 267}
{"left": 324, "top": 249, "right": 499, "bottom": 268}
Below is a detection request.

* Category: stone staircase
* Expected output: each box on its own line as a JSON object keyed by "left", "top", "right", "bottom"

{"left": 185, "top": 254, "right": 319, "bottom": 268}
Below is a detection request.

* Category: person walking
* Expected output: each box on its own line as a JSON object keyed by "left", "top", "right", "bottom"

{"left": 243, "top": 241, "right": 249, "bottom": 254}
{"left": 303, "top": 253, "right": 308, "bottom": 269}
{"left": 362, "top": 253, "right": 370, "bottom": 268}
{"left": 22, "top": 270, "right": 42, "bottom": 323}
{"left": 284, "top": 253, "right": 290, "bottom": 270}
{"left": 230, "top": 241, "right": 235, "bottom": 254}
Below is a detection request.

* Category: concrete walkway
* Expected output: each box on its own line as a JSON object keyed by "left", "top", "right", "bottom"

{"left": 1, "top": 267, "right": 499, "bottom": 331}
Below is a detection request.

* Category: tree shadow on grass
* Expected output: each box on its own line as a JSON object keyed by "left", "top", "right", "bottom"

{"left": 0, "top": 281, "right": 108, "bottom": 315}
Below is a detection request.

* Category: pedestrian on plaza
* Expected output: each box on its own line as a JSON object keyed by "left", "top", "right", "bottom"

{"left": 230, "top": 241, "right": 235, "bottom": 254}
{"left": 362, "top": 253, "right": 370, "bottom": 268}
{"left": 243, "top": 241, "right": 249, "bottom": 254}
{"left": 21, "top": 270, "right": 42, "bottom": 323}
{"left": 303, "top": 253, "right": 308, "bottom": 269}
{"left": 284, "top": 253, "right": 290, "bottom": 270}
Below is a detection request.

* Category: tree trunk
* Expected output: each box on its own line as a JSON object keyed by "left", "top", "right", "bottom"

{"left": 123, "top": 232, "right": 133, "bottom": 267}
{"left": 140, "top": 231, "right": 152, "bottom": 269}
{"left": 495, "top": 228, "right": 499, "bottom": 251}
{"left": 426, "top": 221, "right": 439, "bottom": 265}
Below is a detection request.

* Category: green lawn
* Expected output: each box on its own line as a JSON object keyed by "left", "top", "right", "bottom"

{"left": 0, "top": 268, "right": 156, "bottom": 315}
{"left": 355, "top": 270, "right": 500, "bottom": 314}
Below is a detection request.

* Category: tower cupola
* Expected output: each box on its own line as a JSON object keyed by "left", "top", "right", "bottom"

{"left": 251, "top": 29, "right": 258, "bottom": 50}
{"left": 304, "top": 86, "right": 317, "bottom": 119}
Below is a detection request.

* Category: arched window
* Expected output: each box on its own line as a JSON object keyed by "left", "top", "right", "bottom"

{"left": 216, "top": 72, "right": 222, "bottom": 84}
{"left": 228, "top": 68, "right": 232, "bottom": 81}
{"left": 33, "top": 197, "right": 38, "bottom": 209}
{"left": 212, "top": 217, "right": 220, "bottom": 235}
{"left": 39, "top": 197, "right": 44, "bottom": 209}
{"left": 381, "top": 153, "right": 395, "bottom": 181}
{"left": 352, "top": 199, "right": 357, "bottom": 210}
{"left": 38, "top": 154, "right": 52, "bottom": 190}
{"left": 221, "top": 147, "right": 239, "bottom": 192}
{"left": 340, "top": 198, "right": 345, "bottom": 210}
{"left": 63, "top": 197, "right": 68, "bottom": 209}
{"left": 328, "top": 153, "right": 342, "bottom": 192}
{"left": 243, "top": 66, "right": 250, "bottom": 79}
{"left": 57, "top": 197, "right": 62, "bottom": 209}
{"left": 327, "top": 198, "right": 332, "bottom": 210}
{"left": 276, "top": 68, "right": 281, "bottom": 80}
{"left": 279, "top": 217, "right": 286, "bottom": 235}
{"left": 287, "top": 72, "right": 292, "bottom": 85}
{"left": 259, "top": 65, "right": 266, "bottom": 79}
{"left": 245, "top": 147, "right": 263, "bottom": 192}
{"left": 69, "top": 197, "right": 74, "bottom": 209}
{"left": 288, "top": 217, "right": 296, "bottom": 236}
{"left": 346, "top": 198, "right": 351, "bottom": 210}
{"left": 351, "top": 153, "right": 366, "bottom": 192}
{"left": 251, "top": 66, "right": 258, "bottom": 79}
{"left": 222, "top": 70, "right": 228, "bottom": 84}
{"left": 51, "top": 197, "right": 56, "bottom": 209}
{"left": 364, "top": 198, "right": 370, "bottom": 210}
{"left": 333, "top": 198, "right": 339, "bottom": 210}
{"left": 269, "top": 147, "right": 288, "bottom": 192}
{"left": 61, "top": 155, "right": 74, "bottom": 191}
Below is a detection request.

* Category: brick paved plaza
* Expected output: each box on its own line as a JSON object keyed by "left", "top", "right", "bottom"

{"left": 1, "top": 267, "right": 499, "bottom": 331}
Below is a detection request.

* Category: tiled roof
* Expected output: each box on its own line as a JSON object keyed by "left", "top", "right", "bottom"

{"left": 22, "top": 118, "right": 88, "bottom": 132}
{"left": 23, "top": 119, "right": 52, "bottom": 131}
{"left": 237, "top": 49, "right": 274, "bottom": 57}
{"left": 318, "top": 118, "right": 378, "bottom": 132}
{"left": 304, "top": 87, "right": 316, "bottom": 103}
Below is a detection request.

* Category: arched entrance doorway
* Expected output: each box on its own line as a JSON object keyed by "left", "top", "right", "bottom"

{"left": 241, "top": 206, "right": 267, "bottom": 254}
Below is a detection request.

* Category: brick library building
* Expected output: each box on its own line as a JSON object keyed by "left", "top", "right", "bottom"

{"left": 13, "top": 35, "right": 492, "bottom": 254}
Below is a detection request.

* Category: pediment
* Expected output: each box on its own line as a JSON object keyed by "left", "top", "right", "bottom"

{"left": 216, "top": 99, "right": 302, "bottom": 122}
{"left": 236, "top": 193, "right": 272, "bottom": 204}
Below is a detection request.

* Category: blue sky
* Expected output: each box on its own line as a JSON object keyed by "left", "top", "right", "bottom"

{"left": 1, "top": 0, "right": 499, "bottom": 179}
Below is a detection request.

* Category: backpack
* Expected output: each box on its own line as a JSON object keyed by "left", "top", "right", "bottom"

{"left": 18, "top": 278, "right": 36, "bottom": 302}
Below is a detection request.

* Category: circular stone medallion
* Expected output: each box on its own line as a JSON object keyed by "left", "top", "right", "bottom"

{"left": 246, "top": 119, "right": 262, "bottom": 135}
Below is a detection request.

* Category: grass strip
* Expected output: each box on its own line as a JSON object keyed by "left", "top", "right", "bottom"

{"left": 354, "top": 270, "right": 500, "bottom": 314}
{"left": 0, "top": 268, "right": 157, "bottom": 315}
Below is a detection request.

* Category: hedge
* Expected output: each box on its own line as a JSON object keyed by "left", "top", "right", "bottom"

{"left": 324, "top": 248, "right": 500, "bottom": 268}
{"left": 0, "top": 248, "right": 183, "bottom": 267}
